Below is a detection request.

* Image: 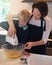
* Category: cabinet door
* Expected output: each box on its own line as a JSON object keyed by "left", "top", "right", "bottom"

{"left": 22, "top": 0, "right": 52, "bottom": 2}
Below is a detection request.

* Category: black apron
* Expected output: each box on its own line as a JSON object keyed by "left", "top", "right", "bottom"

{"left": 12, "top": 19, "right": 46, "bottom": 55}
{"left": 25, "top": 18, "right": 46, "bottom": 55}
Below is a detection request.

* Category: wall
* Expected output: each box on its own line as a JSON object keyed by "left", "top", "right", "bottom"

{"left": 48, "top": 2, "right": 52, "bottom": 19}
{"left": 10, "top": 0, "right": 52, "bottom": 19}
{"left": 10, "top": 0, "right": 33, "bottom": 15}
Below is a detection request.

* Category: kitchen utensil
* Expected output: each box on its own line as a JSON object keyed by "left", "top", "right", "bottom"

{"left": 1, "top": 43, "right": 24, "bottom": 59}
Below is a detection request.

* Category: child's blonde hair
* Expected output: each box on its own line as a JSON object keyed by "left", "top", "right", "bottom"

{"left": 18, "top": 9, "right": 31, "bottom": 22}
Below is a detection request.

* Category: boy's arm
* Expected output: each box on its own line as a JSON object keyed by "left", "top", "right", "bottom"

{"left": 7, "top": 13, "right": 16, "bottom": 38}
{"left": 7, "top": 13, "right": 14, "bottom": 27}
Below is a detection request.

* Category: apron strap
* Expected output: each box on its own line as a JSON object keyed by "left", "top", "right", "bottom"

{"left": 28, "top": 15, "right": 46, "bottom": 31}
{"left": 41, "top": 17, "right": 46, "bottom": 31}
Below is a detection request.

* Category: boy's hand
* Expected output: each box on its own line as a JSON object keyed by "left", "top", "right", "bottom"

{"left": 8, "top": 25, "right": 16, "bottom": 38}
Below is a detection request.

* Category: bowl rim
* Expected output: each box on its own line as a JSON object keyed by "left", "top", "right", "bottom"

{"left": 1, "top": 43, "right": 24, "bottom": 51}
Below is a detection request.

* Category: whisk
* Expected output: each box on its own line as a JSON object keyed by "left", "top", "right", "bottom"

{"left": 6, "top": 34, "right": 18, "bottom": 50}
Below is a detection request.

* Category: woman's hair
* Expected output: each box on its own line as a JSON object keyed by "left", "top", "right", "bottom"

{"left": 32, "top": 2, "right": 48, "bottom": 17}
{"left": 18, "top": 9, "right": 31, "bottom": 22}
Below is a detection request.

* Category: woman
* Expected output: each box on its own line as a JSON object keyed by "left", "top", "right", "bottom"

{"left": 24, "top": 2, "right": 51, "bottom": 54}
{"left": 8, "top": 2, "right": 51, "bottom": 55}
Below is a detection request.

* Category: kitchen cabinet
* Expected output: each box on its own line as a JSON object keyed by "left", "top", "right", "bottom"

{"left": 22, "top": 0, "right": 52, "bottom": 2}
{"left": 46, "top": 31, "right": 52, "bottom": 55}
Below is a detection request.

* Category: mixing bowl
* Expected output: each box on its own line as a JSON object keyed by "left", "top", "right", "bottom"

{"left": 1, "top": 43, "right": 24, "bottom": 59}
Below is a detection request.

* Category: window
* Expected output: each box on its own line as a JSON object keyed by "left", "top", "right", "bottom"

{"left": 0, "top": 0, "right": 10, "bottom": 22}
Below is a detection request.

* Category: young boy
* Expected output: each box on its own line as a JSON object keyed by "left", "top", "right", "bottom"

{"left": 8, "top": 9, "right": 31, "bottom": 44}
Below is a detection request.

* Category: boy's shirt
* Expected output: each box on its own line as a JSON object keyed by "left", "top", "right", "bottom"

{"left": 18, "top": 22, "right": 28, "bottom": 30}
{"left": 13, "top": 20, "right": 29, "bottom": 44}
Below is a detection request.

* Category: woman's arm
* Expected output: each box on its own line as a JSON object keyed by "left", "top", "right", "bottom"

{"left": 42, "top": 16, "right": 51, "bottom": 44}
{"left": 24, "top": 40, "right": 44, "bottom": 49}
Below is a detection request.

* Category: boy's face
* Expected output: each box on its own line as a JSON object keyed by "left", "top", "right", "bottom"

{"left": 19, "top": 19, "right": 28, "bottom": 27}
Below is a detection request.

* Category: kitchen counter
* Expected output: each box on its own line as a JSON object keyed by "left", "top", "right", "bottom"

{"left": 0, "top": 49, "right": 21, "bottom": 65}
{"left": 28, "top": 54, "right": 52, "bottom": 65}
{"left": 0, "top": 49, "right": 52, "bottom": 65}
{"left": 0, "top": 58, "right": 20, "bottom": 65}
{"left": 0, "top": 26, "right": 7, "bottom": 35}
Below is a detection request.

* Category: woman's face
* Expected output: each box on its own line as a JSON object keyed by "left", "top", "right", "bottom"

{"left": 33, "top": 8, "right": 41, "bottom": 20}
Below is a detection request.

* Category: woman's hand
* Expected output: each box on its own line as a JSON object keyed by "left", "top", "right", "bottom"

{"left": 24, "top": 42, "right": 34, "bottom": 49}
{"left": 8, "top": 25, "right": 16, "bottom": 38}
{"left": 22, "top": 50, "right": 30, "bottom": 56}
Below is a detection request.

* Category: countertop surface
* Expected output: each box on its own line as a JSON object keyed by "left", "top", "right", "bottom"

{"left": 0, "top": 49, "right": 27, "bottom": 65}
{"left": 28, "top": 54, "right": 52, "bottom": 65}
{"left": 0, "top": 26, "right": 8, "bottom": 35}
{"left": 0, "top": 49, "right": 52, "bottom": 65}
